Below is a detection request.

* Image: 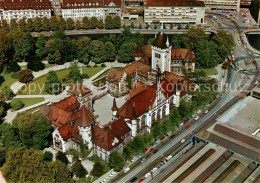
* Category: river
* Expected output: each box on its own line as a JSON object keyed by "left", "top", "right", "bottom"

{"left": 247, "top": 34, "right": 260, "bottom": 51}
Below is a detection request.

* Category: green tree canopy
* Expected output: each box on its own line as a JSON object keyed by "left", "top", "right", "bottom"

{"left": 104, "top": 41, "right": 116, "bottom": 62}
{"left": 109, "top": 151, "right": 125, "bottom": 172}
{"left": 91, "top": 162, "right": 104, "bottom": 177}
{"left": 72, "top": 160, "right": 87, "bottom": 178}
{"left": 183, "top": 27, "right": 208, "bottom": 50}
{"left": 117, "top": 42, "right": 136, "bottom": 63}
{"left": 89, "top": 40, "right": 105, "bottom": 63}
{"left": 45, "top": 70, "right": 62, "bottom": 95}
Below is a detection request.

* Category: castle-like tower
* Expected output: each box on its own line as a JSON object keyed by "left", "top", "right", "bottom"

{"left": 151, "top": 32, "right": 172, "bottom": 73}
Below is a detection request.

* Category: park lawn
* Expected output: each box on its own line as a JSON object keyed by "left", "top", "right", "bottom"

{"left": 15, "top": 98, "right": 45, "bottom": 108}
{"left": 0, "top": 73, "right": 18, "bottom": 90}
{"left": 18, "top": 68, "right": 70, "bottom": 95}
{"left": 195, "top": 68, "right": 218, "bottom": 76}
{"left": 82, "top": 66, "right": 105, "bottom": 78}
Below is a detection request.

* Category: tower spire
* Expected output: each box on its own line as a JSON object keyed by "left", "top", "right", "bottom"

{"left": 166, "top": 35, "right": 169, "bottom": 47}
{"left": 111, "top": 98, "right": 118, "bottom": 111}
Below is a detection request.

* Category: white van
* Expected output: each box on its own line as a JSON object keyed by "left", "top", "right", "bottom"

{"left": 124, "top": 167, "right": 130, "bottom": 173}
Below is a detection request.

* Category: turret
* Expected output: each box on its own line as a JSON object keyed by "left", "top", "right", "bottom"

{"left": 111, "top": 98, "right": 118, "bottom": 118}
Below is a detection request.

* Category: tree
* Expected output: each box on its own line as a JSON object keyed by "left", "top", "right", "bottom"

{"left": 97, "top": 19, "right": 104, "bottom": 29}
{"left": 42, "top": 17, "right": 51, "bottom": 31}
{"left": 2, "top": 86, "right": 15, "bottom": 100}
{"left": 0, "top": 147, "right": 6, "bottom": 167}
{"left": 89, "top": 40, "right": 105, "bottom": 63}
{"left": 75, "top": 20, "right": 81, "bottom": 30}
{"left": 104, "top": 42, "right": 116, "bottom": 62}
{"left": 10, "top": 99, "right": 24, "bottom": 110}
{"left": 131, "top": 135, "right": 146, "bottom": 153}
{"left": 117, "top": 42, "right": 136, "bottom": 63}
{"left": 36, "top": 34, "right": 47, "bottom": 59}
{"left": 21, "top": 32, "right": 35, "bottom": 61}
{"left": 12, "top": 112, "right": 52, "bottom": 149}
{"left": 0, "top": 123, "right": 21, "bottom": 151}
{"left": 89, "top": 17, "right": 97, "bottom": 29}
{"left": 105, "top": 15, "right": 113, "bottom": 29}
{"left": 130, "top": 22, "right": 135, "bottom": 29}
{"left": 67, "top": 62, "right": 83, "bottom": 82}
{"left": 213, "top": 30, "right": 234, "bottom": 60}
{"left": 56, "top": 151, "right": 69, "bottom": 165}
{"left": 10, "top": 19, "right": 18, "bottom": 30}
{"left": 1, "top": 20, "right": 10, "bottom": 31}
{"left": 26, "top": 18, "right": 34, "bottom": 32}
{"left": 59, "top": 17, "right": 66, "bottom": 30}
{"left": 48, "top": 160, "right": 73, "bottom": 182}
{"left": 27, "top": 56, "right": 45, "bottom": 71}
{"left": 123, "top": 146, "right": 133, "bottom": 161}
{"left": 72, "top": 160, "right": 87, "bottom": 178}
{"left": 177, "top": 24, "right": 182, "bottom": 30}
{"left": 183, "top": 27, "right": 208, "bottom": 50}
{"left": 48, "top": 50, "right": 62, "bottom": 64}
{"left": 33, "top": 17, "right": 42, "bottom": 32}
{"left": 18, "top": 18, "right": 27, "bottom": 31}
{"left": 91, "top": 162, "right": 104, "bottom": 177}
{"left": 109, "top": 151, "right": 125, "bottom": 172}
{"left": 66, "top": 18, "right": 75, "bottom": 30}
{"left": 76, "top": 37, "right": 91, "bottom": 64}
{"left": 195, "top": 40, "right": 222, "bottom": 68}
{"left": 50, "top": 16, "right": 60, "bottom": 31}
{"left": 113, "top": 15, "right": 121, "bottom": 29}
{"left": 45, "top": 70, "right": 62, "bottom": 95}
{"left": 172, "top": 34, "right": 185, "bottom": 49}
{"left": 43, "top": 151, "right": 53, "bottom": 161}
{"left": 18, "top": 69, "right": 34, "bottom": 83}
{"left": 82, "top": 17, "right": 90, "bottom": 29}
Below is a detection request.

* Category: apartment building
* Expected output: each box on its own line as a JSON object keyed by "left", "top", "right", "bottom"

{"left": 0, "top": 0, "right": 51, "bottom": 22}
{"left": 240, "top": 0, "right": 252, "bottom": 6}
{"left": 61, "top": 0, "right": 122, "bottom": 20}
{"left": 202, "top": 0, "right": 240, "bottom": 12}
{"left": 144, "top": 0, "right": 205, "bottom": 26}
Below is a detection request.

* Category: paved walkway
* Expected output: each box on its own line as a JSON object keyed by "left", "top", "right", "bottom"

{"left": 0, "top": 171, "right": 6, "bottom": 183}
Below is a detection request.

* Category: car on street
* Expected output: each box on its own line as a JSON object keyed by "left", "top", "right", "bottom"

{"left": 166, "top": 155, "right": 172, "bottom": 160}
{"left": 221, "top": 93, "right": 225, "bottom": 98}
{"left": 149, "top": 147, "right": 154, "bottom": 152}
{"left": 167, "top": 131, "right": 172, "bottom": 136}
{"left": 141, "top": 158, "right": 146, "bottom": 163}
{"left": 110, "top": 171, "right": 116, "bottom": 177}
{"left": 195, "top": 116, "right": 199, "bottom": 120}
{"left": 205, "top": 110, "right": 209, "bottom": 114}
{"left": 156, "top": 139, "right": 161, "bottom": 144}
{"left": 197, "top": 110, "right": 202, "bottom": 114}
{"left": 254, "top": 53, "right": 259, "bottom": 57}
{"left": 137, "top": 153, "right": 142, "bottom": 158}
{"left": 153, "top": 149, "right": 158, "bottom": 153}
{"left": 130, "top": 177, "right": 137, "bottom": 182}
{"left": 131, "top": 157, "right": 136, "bottom": 162}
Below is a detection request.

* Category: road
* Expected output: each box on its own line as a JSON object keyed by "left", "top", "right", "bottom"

{"left": 108, "top": 13, "right": 259, "bottom": 183}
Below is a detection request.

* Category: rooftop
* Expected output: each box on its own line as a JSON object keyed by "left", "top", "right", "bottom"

{"left": 145, "top": 0, "right": 205, "bottom": 7}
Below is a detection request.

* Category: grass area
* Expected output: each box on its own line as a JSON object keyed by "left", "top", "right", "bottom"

{"left": 18, "top": 68, "right": 70, "bottom": 95}
{"left": 11, "top": 97, "right": 45, "bottom": 111}
{"left": 0, "top": 73, "right": 18, "bottom": 90}
{"left": 93, "top": 67, "right": 122, "bottom": 81}
{"left": 195, "top": 68, "right": 218, "bottom": 76}
{"left": 82, "top": 66, "right": 105, "bottom": 78}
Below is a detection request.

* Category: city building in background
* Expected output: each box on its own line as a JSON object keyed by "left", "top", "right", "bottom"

{"left": 61, "top": 0, "right": 122, "bottom": 20}
{"left": 144, "top": 0, "right": 205, "bottom": 26}
{"left": 201, "top": 0, "right": 241, "bottom": 13}
{"left": 122, "top": 0, "right": 144, "bottom": 21}
{"left": 241, "top": 0, "right": 252, "bottom": 6}
{"left": 0, "top": 0, "right": 51, "bottom": 22}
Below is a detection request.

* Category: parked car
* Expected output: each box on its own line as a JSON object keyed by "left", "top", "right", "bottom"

{"left": 141, "top": 158, "right": 146, "bottom": 163}
{"left": 151, "top": 167, "right": 158, "bottom": 173}
{"left": 130, "top": 177, "right": 137, "bottom": 182}
{"left": 254, "top": 53, "right": 259, "bottom": 57}
{"left": 170, "top": 134, "right": 175, "bottom": 139}
{"left": 124, "top": 167, "right": 130, "bottom": 173}
{"left": 138, "top": 178, "right": 145, "bottom": 183}
{"left": 205, "top": 110, "right": 209, "bottom": 114}
{"left": 186, "top": 125, "right": 191, "bottom": 130}
{"left": 131, "top": 157, "right": 136, "bottom": 162}
{"left": 166, "top": 155, "right": 172, "bottom": 161}
{"left": 137, "top": 153, "right": 142, "bottom": 158}
{"left": 167, "top": 131, "right": 172, "bottom": 136}
{"left": 145, "top": 173, "right": 151, "bottom": 178}
{"left": 156, "top": 139, "right": 161, "bottom": 144}
{"left": 110, "top": 171, "right": 116, "bottom": 177}
{"left": 153, "top": 149, "right": 158, "bottom": 153}
{"left": 195, "top": 116, "right": 199, "bottom": 120}
{"left": 149, "top": 147, "right": 154, "bottom": 152}
{"left": 161, "top": 135, "right": 166, "bottom": 140}
{"left": 221, "top": 93, "right": 225, "bottom": 98}
{"left": 144, "top": 148, "right": 148, "bottom": 153}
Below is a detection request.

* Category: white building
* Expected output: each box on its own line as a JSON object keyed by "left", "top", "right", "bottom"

{"left": 201, "top": 0, "right": 240, "bottom": 12}
{"left": 144, "top": 0, "right": 205, "bottom": 26}
{"left": 0, "top": 0, "right": 51, "bottom": 22}
{"left": 61, "top": 0, "right": 122, "bottom": 20}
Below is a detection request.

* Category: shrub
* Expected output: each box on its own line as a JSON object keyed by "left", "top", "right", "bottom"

{"left": 101, "top": 63, "right": 106, "bottom": 67}
{"left": 43, "top": 151, "right": 53, "bottom": 161}
{"left": 3, "top": 86, "right": 15, "bottom": 100}
{"left": 18, "top": 69, "right": 34, "bottom": 83}
{"left": 10, "top": 99, "right": 24, "bottom": 110}
{"left": 72, "top": 160, "right": 87, "bottom": 178}
{"left": 56, "top": 151, "right": 69, "bottom": 165}
{"left": 87, "top": 65, "right": 91, "bottom": 68}
{"left": 93, "top": 64, "right": 98, "bottom": 67}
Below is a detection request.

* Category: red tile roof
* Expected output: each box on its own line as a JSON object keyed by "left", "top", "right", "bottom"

{"left": 106, "top": 118, "right": 131, "bottom": 138}
{"left": 107, "top": 68, "right": 124, "bottom": 84}
{"left": 124, "top": 61, "right": 151, "bottom": 77}
{"left": 172, "top": 49, "right": 195, "bottom": 63}
{"left": 145, "top": 0, "right": 205, "bottom": 7}
{"left": 72, "top": 105, "right": 94, "bottom": 127}
{"left": 48, "top": 105, "right": 71, "bottom": 127}
{"left": 54, "top": 95, "right": 80, "bottom": 113}
{"left": 68, "top": 83, "right": 91, "bottom": 97}
{"left": 0, "top": 0, "right": 51, "bottom": 10}
{"left": 61, "top": 0, "right": 121, "bottom": 9}
{"left": 93, "top": 125, "right": 122, "bottom": 151}
{"left": 58, "top": 123, "right": 73, "bottom": 141}
{"left": 152, "top": 32, "right": 169, "bottom": 49}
